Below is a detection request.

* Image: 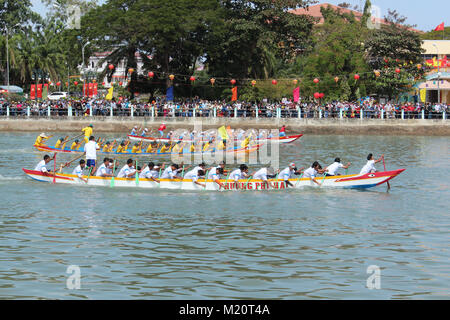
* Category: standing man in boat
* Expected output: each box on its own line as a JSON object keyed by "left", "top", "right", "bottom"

{"left": 84, "top": 136, "right": 100, "bottom": 173}
{"left": 34, "top": 155, "right": 54, "bottom": 174}
{"left": 34, "top": 133, "right": 50, "bottom": 147}
{"left": 72, "top": 159, "right": 88, "bottom": 183}
{"left": 158, "top": 123, "right": 166, "bottom": 137}
{"left": 324, "top": 158, "right": 351, "bottom": 176}
{"left": 303, "top": 161, "right": 326, "bottom": 186}
{"left": 81, "top": 124, "right": 94, "bottom": 144}
{"left": 279, "top": 125, "right": 287, "bottom": 137}
{"left": 360, "top": 154, "right": 384, "bottom": 175}
{"left": 117, "top": 159, "right": 137, "bottom": 178}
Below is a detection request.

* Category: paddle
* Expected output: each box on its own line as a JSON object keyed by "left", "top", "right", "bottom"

{"left": 52, "top": 152, "right": 57, "bottom": 184}
{"left": 204, "top": 170, "right": 209, "bottom": 190}
{"left": 63, "top": 133, "right": 84, "bottom": 146}
{"left": 158, "top": 166, "right": 163, "bottom": 188}
{"left": 135, "top": 159, "right": 139, "bottom": 186}
{"left": 319, "top": 172, "right": 327, "bottom": 188}
{"left": 63, "top": 153, "right": 85, "bottom": 168}
{"left": 245, "top": 175, "right": 253, "bottom": 190}
{"left": 295, "top": 173, "right": 304, "bottom": 188}
{"left": 86, "top": 166, "right": 93, "bottom": 183}
{"left": 382, "top": 155, "right": 391, "bottom": 191}
{"left": 110, "top": 160, "right": 117, "bottom": 188}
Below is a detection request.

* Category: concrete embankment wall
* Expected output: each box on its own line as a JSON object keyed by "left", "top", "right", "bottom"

{"left": 0, "top": 117, "right": 449, "bottom": 135}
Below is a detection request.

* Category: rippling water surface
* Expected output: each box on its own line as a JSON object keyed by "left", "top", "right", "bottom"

{"left": 0, "top": 132, "right": 449, "bottom": 299}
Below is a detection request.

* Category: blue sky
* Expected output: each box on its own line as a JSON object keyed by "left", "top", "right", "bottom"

{"left": 31, "top": 0, "right": 448, "bottom": 31}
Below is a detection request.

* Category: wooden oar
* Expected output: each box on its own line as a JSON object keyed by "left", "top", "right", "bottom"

{"left": 63, "top": 153, "right": 85, "bottom": 168}
{"left": 382, "top": 155, "right": 391, "bottom": 190}
{"left": 63, "top": 133, "right": 84, "bottom": 145}
{"left": 110, "top": 160, "right": 117, "bottom": 188}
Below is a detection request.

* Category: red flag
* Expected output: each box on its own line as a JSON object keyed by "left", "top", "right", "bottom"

{"left": 83, "top": 83, "right": 89, "bottom": 97}
{"left": 293, "top": 87, "right": 300, "bottom": 103}
{"left": 93, "top": 83, "right": 98, "bottom": 96}
{"left": 88, "top": 83, "right": 94, "bottom": 97}
{"left": 30, "top": 85, "right": 36, "bottom": 100}
{"left": 434, "top": 22, "right": 444, "bottom": 31}
{"left": 37, "top": 84, "right": 43, "bottom": 98}
{"left": 231, "top": 86, "right": 237, "bottom": 101}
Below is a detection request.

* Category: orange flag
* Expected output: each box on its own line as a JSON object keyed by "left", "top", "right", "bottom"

{"left": 231, "top": 86, "right": 237, "bottom": 101}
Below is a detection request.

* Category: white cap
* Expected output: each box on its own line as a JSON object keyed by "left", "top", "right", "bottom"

{"left": 289, "top": 162, "right": 296, "bottom": 168}
{"left": 144, "top": 128, "right": 148, "bottom": 131}
{"left": 40, "top": 133, "right": 47, "bottom": 137}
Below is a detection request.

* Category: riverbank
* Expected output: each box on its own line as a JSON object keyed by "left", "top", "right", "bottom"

{"left": 0, "top": 117, "right": 449, "bottom": 135}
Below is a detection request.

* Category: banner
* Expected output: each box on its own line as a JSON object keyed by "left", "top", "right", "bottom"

{"left": 93, "top": 83, "right": 98, "bottom": 96}
{"left": 293, "top": 87, "right": 300, "bottom": 103}
{"left": 420, "top": 89, "right": 426, "bottom": 103}
{"left": 231, "top": 86, "right": 237, "bottom": 101}
{"left": 37, "top": 84, "right": 43, "bottom": 99}
{"left": 83, "top": 83, "right": 89, "bottom": 97}
{"left": 30, "top": 85, "right": 36, "bottom": 100}
{"left": 42, "top": 84, "right": 48, "bottom": 100}
{"left": 166, "top": 86, "right": 174, "bottom": 101}
{"left": 105, "top": 87, "right": 114, "bottom": 100}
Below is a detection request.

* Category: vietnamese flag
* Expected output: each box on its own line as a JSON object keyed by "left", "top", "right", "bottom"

{"left": 88, "top": 83, "right": 94, "bottom": 97}
{"left": 93, "top": 83, "right": 98, "bottom": 96}
{"left": 231, "top": 86, "right": 237, "bottom": 101}
{"left": 30, "top": 85, "right": 36, "bottom": 100}
{"left": 434, "top": 22, "right": 444, "bottom": 31}
{"left": 37, "top": 84, "right": 43, "bottom": 98}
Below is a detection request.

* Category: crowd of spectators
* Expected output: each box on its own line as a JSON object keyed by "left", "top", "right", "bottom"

{"left": 0, "top": 97, "right": 448, "bottom": 119}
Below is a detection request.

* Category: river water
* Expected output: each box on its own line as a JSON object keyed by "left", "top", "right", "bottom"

{"left": 0, "top": 132, "right": 449, "bottom": 299}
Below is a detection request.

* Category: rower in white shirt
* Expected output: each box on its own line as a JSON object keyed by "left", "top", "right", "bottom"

{"left": 208, "top": 162, "right": 226, "bottom": 188}
{"left": 229, "top": 164, "right": 250, "bottom": 190}
{"left": 360, "top": 153, "right": 384, "bottom": 175}
{"left": 139, "top": 161, "right": 160, "bottom": 183}
{"left": 34, "top": 154, "right": 54, "bottom": 174}
{"left": 253, "top": 167, "right": 279, "bottom": 188}
{"left": 72, "top": 159, "right": 88, "bottom": 183}
{"left": 184, "top": 163, "right": 207, "bottom": 187}
{"left": 160, "top": 164, "right": 183, "bottom": 180}
{"left": 279, "top": 163, "right": 304, "bottom": 187}
{"left": 303, "top": 161, "right": 325, "bottom": 186}
{"left": 325, "top": 158, "right": 351, "bottom": 176}
{"left": 117, "top": 159, "right": 136, "bottom": 178}
{"left": 95, "top": 158, "right": 113, "bottom": 177}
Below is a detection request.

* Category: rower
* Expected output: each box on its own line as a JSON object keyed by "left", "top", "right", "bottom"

{"left": 183, "top": 163, "right": 207, "bottom": 187}
{"left": 116, "top": 141, "right": 126, "bottom": 153}
{"left": 230, "top": 164, "right": 250, "bottom": 190}
{"left": 360, "top": 153, "right": 384, "bottom": 175}
{"left": 54, "top": 137, "right": 65, "bottom": 149}
{"left": 117, "top": 159, "right": 136, "bottom": 178}
{"left": 95, "top": 158, "right": 113, "bottom": 177}
{"left": 130, "top": 126, "right": 138, "bottom": 135}
{"left": 160, "top": 143, "right": 170, "bottom": 153}
{"left": 325, "top": 158, "right": 351, "bottom": 176}
{"left": 71, "top": 139, "right": 82, "bottom": 150}
{"left": 217, "top": 139, "right": 226, "bottom": 150}
{"left": 140, "top": 128, "right": 149, "bottom": 137}
{"left": 72, "top": 159, "right": 88, "bottom": 183}
{"left": 203, "top": 139, "right": 213, "bottom": 152}
{"left": 81, "top": 124, "right": 94, "bottom": 144}
{"left": 253, "top": 167, "right": 279, "bottom": 189}
{"left": 34, "top": 155, "right": 54, "bottom": 174}
{"left": 279, "top": 163, "right": 304, "bottom": 187}
{"left": 208, "top": 162, "right": 226, "bottom": 188}
{"left": 241, "top": 136, "right": 250, "bottom": 148}
{"left": 279, "top": 125, "right": 286, "bottom": 137}
{"left": 139, "top": 161, "right": 160, "bottom": 183}
{"left": 160, "top": 164, "right": 183, "bottom": 180}
{"left": 303, "top": 161, "right": 325, "bottom": 186}
{"left": 34, "top": 133, "right": 50, "bottom": 147}
{"left": 84, "top": 136, "right": 100, "bottom": 173}
{"left": 131, "top": 143, "right": 142, "bottom": 154}
{"left": 102, "top": 141, "right": 111, "bottom": 152}
{"left": 171, "top": 141, "right": 183, "bottom": 153}
{"left": 158, "top": 123, "right": 166, "bottom": 137}
{"left": 189, "top": 143, "right": 195, "bottom": 153}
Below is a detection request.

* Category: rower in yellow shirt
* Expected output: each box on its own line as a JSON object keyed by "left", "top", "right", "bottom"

{"left": 116, "top": 142, "right": 126, "bottom": 153}
{"left": 34, "top": 133, "right": 50, "bottom": 147}
{"left": 203, "top": 140, "right": 212, "bottom": 152}
{"left": 171, "top": 141, "right": 183, "bottom": 153}
{"left": 71, "top": 139, "right": 82, "bottom": 150}
{"left": 160, "top": 143, "right": 170, "bottom": 153}
{"left": 102, "top": 141, "right": 111, "bottom": 152}
{"left": 54, "top": 137, "right": 65, "bottom": 149}
{"left": 190, "top": 143, "right": 195, "bottom": 153}
{"left": 131, "top": 143, "right": 142, "bottom": 154}
{"left": 241, "top": 136, "right": 250, "bottom": 148}
{"left": 217, "top": 140, "right": 226, "bottom": 150}
{"left": 81, "top": 124, "right": 93, "bottom": 143}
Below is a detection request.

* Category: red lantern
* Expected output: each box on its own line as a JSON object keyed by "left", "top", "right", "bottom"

{"left": 128, "top": 68, "right": 134, "bottom": 74}
{"left": 102, "top": 82, "right": 105, "bottom": 86}
{"left": 230, "top": 79, "right": 236, "bottom": 85}
{"left": 251, "top": 80, "right": 257, "bottom": 87}
{"left": 334, "top": 76, "right": 339, "bottom": 83}
{"left": 319, "top": 93, "right": 325, "bottom": 99}
{"left": 272, "top": 79, "right": 278, "bottom": 85}
{"left": 417, "top": 64, "right": 422, "bottom": 70}
{"left": 74, "top": 81, "right": 78, "bottom": 86}
{"left": 210, "top": 78, "right": 215, "bottom": 86}
{"left": 314, "top": 92, "right": 320, "bottom": 99}
{"left": 354, "top": 74, "right": 360, "bottom": 80}
{"left": 92, "top": 79, "right": 96, "bottom": 83}
{"left": 384, "top": 58, "right": 389, "bottom": 63}
{"left": 56, "top": 81, "right": 61, "bottom": 86}
{"left": 374, "top": 70, "right": 380, "bottom": 77}
{"left": 108, "top": 64, "right": 114, "bottom": 70}
{"left": 190, "top": 76, "right": 196, "bottom": 82}
{"left": 119, "top": 81, "right": 123, "bottom": 86}
{"left": 148, "top": 71, "right": 154, "bottom": 78}
{"left": 395, "top": 68, "right": 401, "bottom": 74}
{"left": 65, "top": 82, "right": 68, "bottom": 87}
{"left": 169, "top": 74, "right": 175, "bottom": 81}
{"left": 292, "top": 79, "right": 298, "bottom": 85}
{"left": 313, "top": 78, "right": 319, "bottom": 84}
